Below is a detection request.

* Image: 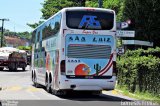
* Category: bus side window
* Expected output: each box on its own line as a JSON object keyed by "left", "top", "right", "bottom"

{"left": 32, "top": 30, "right": 36, "bottom": 44}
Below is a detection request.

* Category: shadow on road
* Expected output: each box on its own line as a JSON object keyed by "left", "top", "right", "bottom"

{"left": 32, "top": 83, "right": 132, "bottom": 102}
{"left": 0, "top": 69, "right": 28, "bottom": 72}
{"left": 0, "top": 65, "right": 30, "bottom": 73}
{"left": 59, "top": 92, "right": 132, "bottom": 102}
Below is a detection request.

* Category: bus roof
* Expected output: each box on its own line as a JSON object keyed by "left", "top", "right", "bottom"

{"left": 33, "top": 7, "right": 115, "bottom": 31}
{"left": 63, "top": 7, "right": 114, "bottom": 12}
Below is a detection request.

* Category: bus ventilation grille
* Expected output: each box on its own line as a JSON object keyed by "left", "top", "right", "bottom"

{"left": 67, "top": 45, "right": 111, "bottom": 59}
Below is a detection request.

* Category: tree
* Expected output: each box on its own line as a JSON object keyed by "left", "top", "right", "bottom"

{"left": 30, "top": 0, "right": 123, "bottom": 29}
{"left": 27, "top": 21, "right": 44, "bottom": 29}
{"left": 4, "top": 30, "right": 31, "bottom": 40}
{"left": 123, "top": 0, "right": 160, "bottom": 46}
{"left": 86, "top": 0, "right": 98, "bottom": 7}
{"left": 86, "top": 0, "right": 124, "bottom": 21}
{"left": 78, "top": 0, "right": 86, "bottom": 6}
{"left": 17, "top": 46, "right": 31, "bottom": 51}
{"left": 41, "top": 0, "right": 86, "bottom": 20}
{"left": 103, "top": 0, "right": 124, "bottom": 21}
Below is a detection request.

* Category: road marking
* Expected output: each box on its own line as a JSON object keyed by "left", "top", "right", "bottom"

{"left": 102, "top": 90, "right": 118, "bottom": 95}
{"left": 112, "top": 90, "right": 118, "bottom": 95}
{"left": 26, "top": 87, "right": 41, "bottom": 92}
{"left": 2, "top": 85, "right": 41, "bottom": 92}
{"left": 7, "top": 85, "right": 22, "bottom": 91}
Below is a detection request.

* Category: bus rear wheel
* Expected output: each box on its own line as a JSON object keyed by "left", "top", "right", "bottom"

{"left": 45, "top": 77, "right": 51, "bottom": 93}
{"left": 33, "top": 73, "right": 39, "bottom": 88}
{"left": 0, "top": 67, "right": 4, "bottom": 70}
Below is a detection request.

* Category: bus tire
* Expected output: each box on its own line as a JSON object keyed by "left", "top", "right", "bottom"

{"left": 33, "top": 72, "right": 39, "bottom": 88}
{"left": 32, "top": 71, "right": 34, "bottom": 82}
{"left": 45, "top": 75, "right": 51, "bottom": 93}
{"left": 0, "top": 67, "right": 4, "bottom": 70}
{"left": 22, "top": 67, "right": 25, "bottom": 71}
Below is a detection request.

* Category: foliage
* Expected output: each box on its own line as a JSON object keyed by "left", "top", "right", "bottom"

{"left": 29, "top": 0, "right": 160, "bottom": 47}
{"left": 41, "top": 0, "right": 86, "bottom": 20}
{"left": 4, "top": 30, "right": 31, "bottom": 40}
{"left": 103, "top": 0, "right": 123, "bottom": 21}
{"left": 117, "top": 48, "right": 160, "bottom": 97}
{"left": 41, "top": 0, "right": 123, "bottom": 20}
{"left": 86, "top": 0, "right": 124, "bottom": 21}
{"left": 27, "top": 21, "right": 44, "bottom": 29}
{"left": 86, "top": 0, "right": 98, "bottom": 7}
{"left": 28, "top": 0, "right": 123, "bottom": 29}
{"left": 122, "top": 0, "right": 160, "bottom": 46}
{"left": 122, "top": 47, "right": 160, "bottom": 58}
{"left": 17, "top": 46, "right": 31, "bottom": 51}
{"left": 116, "top": 85, "right": 160, "bottom": 104}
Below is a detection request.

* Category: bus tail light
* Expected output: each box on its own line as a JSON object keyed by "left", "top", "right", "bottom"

{"left": 113, "top": 61, "right": 117, "bottom": 76}
{"left": 60, "top": 60, "right": 65, "bottom": 75}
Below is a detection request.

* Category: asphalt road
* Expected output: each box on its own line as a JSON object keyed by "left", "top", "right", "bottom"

{"left": 0, "top": 66, "right": 138, "bottom": 106}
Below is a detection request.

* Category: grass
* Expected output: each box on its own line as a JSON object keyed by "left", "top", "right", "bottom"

{"left": 116, "top": 85, "right": 160, "bottom": 105}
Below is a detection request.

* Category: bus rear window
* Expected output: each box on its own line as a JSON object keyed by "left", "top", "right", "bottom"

{"left": 66, "top": 10, "right": 114, "bottom": 30}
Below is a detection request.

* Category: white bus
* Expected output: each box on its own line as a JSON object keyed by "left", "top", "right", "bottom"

{"left": 31, "top": 7, "right": 117, "bottom": 95}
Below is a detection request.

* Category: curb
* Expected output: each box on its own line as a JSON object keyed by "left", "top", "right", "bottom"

{"left": 115, "top": 89, "right": 123, "bottom": 93}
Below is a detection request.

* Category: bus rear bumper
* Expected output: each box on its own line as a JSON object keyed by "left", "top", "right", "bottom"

{"left": 73, "top": 85, "right": 102, "bottom": 91}
{"left": 59, "top": 76, "right": 116, "bottom": 91}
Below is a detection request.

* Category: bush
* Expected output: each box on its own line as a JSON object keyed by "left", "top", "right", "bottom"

{"left": 117, "top": 48, "right": 160, "bottom": 97}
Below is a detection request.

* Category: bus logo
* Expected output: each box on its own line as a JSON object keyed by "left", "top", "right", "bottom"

{"left": 78, "top": 15, "right": 101, "bottom": 29}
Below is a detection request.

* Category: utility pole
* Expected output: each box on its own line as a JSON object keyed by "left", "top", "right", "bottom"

{"left": 0, "top": 18, "right": 9, "bottom": 47}
{"left": 98, "top": 0, "right": 103, "bottom": 8}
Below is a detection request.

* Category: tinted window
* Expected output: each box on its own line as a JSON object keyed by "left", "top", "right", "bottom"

{"left": 66, "top": 10, "right": 114, "bottom": 30}
{"left": 31, "top": 30, "right": 36, "bottom": 43}
{"left": 37, "top": 31, "right": 40, "bottom": 42}
{"left": 42, "top": 13, "right": 61, "bottom": 39}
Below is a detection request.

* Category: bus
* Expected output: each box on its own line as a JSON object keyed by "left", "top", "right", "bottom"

{"left": 31, "top": 7, "right": 117, "bottom": 95}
